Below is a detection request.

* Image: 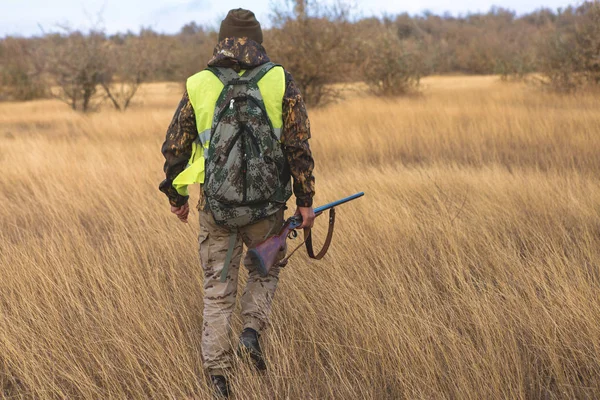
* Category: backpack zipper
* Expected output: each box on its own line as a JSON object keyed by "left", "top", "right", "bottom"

{"left": 246, "top": 96, "right": 277, "bottom": 142}
{"left": 223, "top": 129, "right": 242, "bottom": 158}
{"left": 244, "top": 125, "right": 262, "bottom": 157}
{"left": 242, "top": 137, "right": 247, "bottom": 203}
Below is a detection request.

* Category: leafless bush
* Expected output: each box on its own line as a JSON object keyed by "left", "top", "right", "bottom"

{"left": 3, "top": 2, "right": 600, "bottom": 105}
{"left": 40, "top": 26, "right": 164, "bottom": 112}
{"left": 361, "top": 28, "right": 422, "bottom": 96}
{"left": 496, "top": 53, "right": 538, "bottom": 82}
{"left": 0, "top": 38, "right": 47, "bottom": 101}
{"left": 538, "top": 2, "right": 600, "bottom": 92}
{"left": 43, "top": 30, "right": 111, "bottom": 112}
{"left": 175, "top": 23, "right": 218, "bottom": 79}
{"left": 101, "top": 31, "right": 161, "bottom": 111}
{"left": 267, "top": 0, "right": 356, "bottom": 107}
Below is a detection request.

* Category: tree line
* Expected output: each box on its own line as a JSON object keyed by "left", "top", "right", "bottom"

{"left": 1, "top": 0, "right": 598, "bottom": 109}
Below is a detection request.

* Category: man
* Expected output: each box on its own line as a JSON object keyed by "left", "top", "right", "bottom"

{"left": 159, "top": 8, "right": 316, "bottom": 398}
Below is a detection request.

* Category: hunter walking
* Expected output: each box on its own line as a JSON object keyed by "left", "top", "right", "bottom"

{"left": 159, "top": 9, "right": 316, "bottom": 398}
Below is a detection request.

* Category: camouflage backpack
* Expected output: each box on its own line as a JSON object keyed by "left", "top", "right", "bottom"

{"left": 203, "top": 62, "right": 292, "bottom": 228}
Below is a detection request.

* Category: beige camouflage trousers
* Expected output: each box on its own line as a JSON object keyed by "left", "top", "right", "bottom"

{"left": 198, "top": 208, "right": 286, "bottom": 376}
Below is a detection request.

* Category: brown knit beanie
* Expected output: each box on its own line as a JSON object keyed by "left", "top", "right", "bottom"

{"left": 218, "top": 9, "right": 263, "bottom": 43}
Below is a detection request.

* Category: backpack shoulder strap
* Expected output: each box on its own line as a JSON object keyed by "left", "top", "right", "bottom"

{"left": 242, "top": 62, "right": 281, "bottom": 85}
{"left": 206, "top": 63, "right": 282, "bottom": 87}
{"left": 206, "top": 66, "right": 242, "bottom": 86}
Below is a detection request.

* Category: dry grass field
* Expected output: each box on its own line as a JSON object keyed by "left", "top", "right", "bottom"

{"left": 1, "top": 76, "right": 600, "bottom": 399}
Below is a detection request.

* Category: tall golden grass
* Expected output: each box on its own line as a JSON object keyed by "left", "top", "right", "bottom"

{"left": 1, "top": 76, "right": 599, "bottom": 399}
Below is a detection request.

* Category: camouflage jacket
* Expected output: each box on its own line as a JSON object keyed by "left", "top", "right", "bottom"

{"left": 159, "top": 38, "right": 316, "bottom": 209}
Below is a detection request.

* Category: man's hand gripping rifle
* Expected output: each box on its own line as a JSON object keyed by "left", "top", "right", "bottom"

{"left": 247, "top": 192, "right": 364, "bottom": 276}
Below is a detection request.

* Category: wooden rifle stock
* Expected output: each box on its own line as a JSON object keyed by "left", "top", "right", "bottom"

{"left": 246, "top": 192, "right": 364, "bottom": 277}
{"left": 247, "top": 218, "right": 300, "bottom": 277}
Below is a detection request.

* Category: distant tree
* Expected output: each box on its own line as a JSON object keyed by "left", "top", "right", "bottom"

{"left": 538, "top": 2, "right": 600, "bottom": 92}
{"left": 5, "top": 2, "right": 600, "bottom": 106}
{"left": 0, "top": 37, "right": 47, "bottom": 101}
{"left": 267, "top": 0, "right": 356, "bottom": 107}
{"left": 361, "top": 27, "right": 422, "bottom": 96}
{"left": 101, "top": 30, "right": 162, "bottom": 111}
{"left": 43, "top": 29, "right": 111, "bottom": 112}
{"left": 175, "top": 24, "right": 218, "bottom": 79}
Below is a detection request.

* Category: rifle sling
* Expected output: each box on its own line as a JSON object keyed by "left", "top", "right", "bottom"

{"left": 304, "top": 208, "right": 336, "bottom": 260}
{"left": 220, "top": 231, "right": 237, "bottom": 283}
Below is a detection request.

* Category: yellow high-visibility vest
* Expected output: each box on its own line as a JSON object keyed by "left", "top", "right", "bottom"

{"left": 172, "top": 65, "right": 286, "bottom": 197}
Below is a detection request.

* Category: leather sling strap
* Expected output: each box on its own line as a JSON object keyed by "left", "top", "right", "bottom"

{"left": 304, "top": 208, "right": 336, "bottom": 260}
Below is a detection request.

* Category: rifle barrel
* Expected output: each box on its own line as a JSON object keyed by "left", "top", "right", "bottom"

{"left": 314, "top": 192, "right": 364, "bottom": 214}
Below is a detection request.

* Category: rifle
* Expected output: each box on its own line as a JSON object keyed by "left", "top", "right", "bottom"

{"left": 247, "top": 192, "right": 364, "bottom": 277}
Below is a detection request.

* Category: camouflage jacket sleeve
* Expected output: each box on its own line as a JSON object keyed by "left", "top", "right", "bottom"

{"left": 159, "top": 91, "right": 198, "bottom": 207}
{"left": 281, "top": 71, "right": 316, "bottom": 207}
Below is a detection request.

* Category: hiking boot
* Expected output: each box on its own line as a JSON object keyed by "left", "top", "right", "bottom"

{"left": 238, "top": 328, "right": 267, "bottom": 371}
{"left": 210, "top": 375, "right": 230, "bottom": 398}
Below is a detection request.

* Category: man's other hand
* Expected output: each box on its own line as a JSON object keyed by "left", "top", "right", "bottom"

{"left": 296, "top": 206, "right": 315, "bottom": 229}
{"left": 171, "top": 202, "right": 190, "bottom": 223}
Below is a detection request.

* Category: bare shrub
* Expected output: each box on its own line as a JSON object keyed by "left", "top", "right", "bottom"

{"left": 267, "top": 0, "right": 355, "bottom": 107}
{"left": 496, "top": 51, "right": 538, "bottom": 81}
{"left": 175, "top": 23, "right": 218, "bottom": 79}
{"left": 43, "top": 26, "right": 159, "bottom": 112}
{"left": 0, "top": 38, "right": 47, "bottom": 101}
{"left": 101, "top": 31, "right": 162, "bottom": 111}
{"left": 43, "top": 30, "right": 111, "bottom": 112}
{"left": 4, "top": 3, "right": 600, "bottom": 104}
{"left": 361, "top": 28, "right": 422, "bottom": 96}
{"left": 538, "top": 2, "right": 600, "bottom": 92}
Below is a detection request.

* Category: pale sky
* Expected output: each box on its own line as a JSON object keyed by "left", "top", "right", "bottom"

{"left": 1, "top": 0, "right": 578, "bottom": 37}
